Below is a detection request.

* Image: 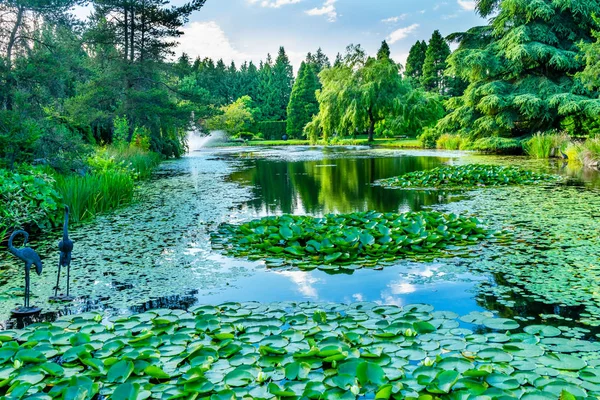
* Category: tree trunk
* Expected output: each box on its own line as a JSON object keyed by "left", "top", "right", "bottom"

{"left": 124, "top": 6, "right": 128, "bottom": 61}
{"left": 4, "top": 6, "right": 24, "bottom": 110}
{"left": 130, "top": 6, "right": 135, "bottom": 62}
{"left": 367, "top": 108, "right": 375, "bottom": 142}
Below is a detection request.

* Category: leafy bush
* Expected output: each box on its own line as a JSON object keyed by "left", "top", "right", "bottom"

{"left": 113, "top": 116, "right": 130, "bottom": 145}
{"left": 212, "top": 210, "right": 508, "bottom": 268}
{"left": 258, "top": 121, "right": 287, "bottom": 140}
{"left": 0, "top": 111, "right": 42, "bottom": 169}
{"left": 131, "top": 127, "right": 151, "bottom": 151}
{"left": 34, "top": 125, "right": 93, "bottom": 174}
{"left": 436, "top": 134, "right": 466, "bottom": 150}
{"left": 469, "top": 137, "right": 523, "bottom": 155}
{"left": 0, "top": 167, "right": 62, "bottom": 240}
{"left": 418, "top": 127, "right": 442, "bottom": 149}
{"left": 376, "top": 164, "right": 559, "bottom": 189}
{"left": 523, "top": 132, "right": 569, "bottom": 158}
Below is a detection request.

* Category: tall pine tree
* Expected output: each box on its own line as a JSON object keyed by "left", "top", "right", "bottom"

{"left": 421, "top": 30, "right": 451, "bottom": 94}
{"left": 440, "top": 0, "right": 600, "bottom": 138}
{"left": 404, "top": 40, "right": 427, "bottom": 82}
{"left": 270, "top": 47, "right": 294, "bottom": 121}
{"left": 286, "top": 62, "right": 320, "bottom": 138}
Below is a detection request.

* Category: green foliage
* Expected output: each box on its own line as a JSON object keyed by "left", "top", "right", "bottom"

{"left": 441, "top": 0, "right": 600, "bottom": 138}
{"left": 286, "top": 62, "right": 319, "bottom": 138}
{"left": 307, "top": 44, "right": 407, "bottom": 143}
{"left": 436, "top": 134, "right": 466, "bottom": 150}
{"left": 377, "top": 164, "right": 559, "bottom": 189}
{"left": 523, "top": 132, "right": 569, "bottom": 159}
{"left": 0, "top": 167, "right": 62, "bottom": 240}
{"left": 0, "top": 302, "right": 596, "bottom": 399}
{"left": 468, "top": 137, "right": 523, "bottom": 155}
{"left": 112, "top": 116, "right": 130, "bottom": 145}
{"left": 212, "top": 210, "right": 508, "bottom": 268}
{"left": 405, "top": 40, "right": 428, "bottom": 82}
{"left": 258, "top": 121, "right": 287, "bottom": 140}
{"left": 393, "top": 90, "right": 445, "bottom": 137}
{"left": 421, "top": 30, "right": 451, "bottom": 94}
{"left": 0, "top": 111, "right": 42, "bottom": 169}
{"left": 418, "top": 127, "right": 442, "bottom": 149}
{"left": 55, "top": 171, "right": 134, "bottom": 224}
{"left": 206, "top": 96, "right": 256, "bottom": 136}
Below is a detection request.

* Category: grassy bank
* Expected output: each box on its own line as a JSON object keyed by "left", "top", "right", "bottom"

{"left": 225, "top": 137, "right": 423, "bottom": 148}
{"left": 0, "top": 146, "right": 162, "bottom": 241}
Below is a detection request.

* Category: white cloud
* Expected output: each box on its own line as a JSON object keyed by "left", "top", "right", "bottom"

{"left": 247, "top": 0, "right": 303, "bottom": 8}
{"left": 176, "top": 21, "right": 251, "bottom": 66}
{"left": 442, "top": 13, "right": 459, "bottom": 19}
{"left": 457, "top": 0, "right": 476, "bottom": 11}
{"left": 306, "top": 0, "right": 337, "bottom": 22}
{"left": 387, "top": 24, "right": 419, "bottom": 44}
{"left": 381, "top": 14, "right": 408, "bottom": 23}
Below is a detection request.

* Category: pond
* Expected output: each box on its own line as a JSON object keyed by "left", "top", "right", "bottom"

{"left": 1, "top": 146, "right": 600, "bottom": 337}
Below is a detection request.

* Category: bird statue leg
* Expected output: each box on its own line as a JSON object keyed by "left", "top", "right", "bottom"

{"left": 55, "top": 261, "right": 62, "bottom": 297}
{"left": 24, "top": 265, "right": 30, "bottom": 309}
{"left": 66, "top": 264, "right": 70, "bottom": 297}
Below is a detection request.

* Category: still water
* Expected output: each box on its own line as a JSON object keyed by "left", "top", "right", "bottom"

{"left": 1, "top": 146, "right": 599, "bottom": 333}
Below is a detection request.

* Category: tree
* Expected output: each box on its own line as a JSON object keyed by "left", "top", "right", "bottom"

{"left": 377, "top": 40, "right": 391, "bottom": 60}
{"left": 404, "top": 40, "right": 427, "bottom": 82}
{"left": 306, "top": 42, "right": 406, "bottom": 142}
{"left": 439, "top": 0, "right": 600, "bottom": 138}
{"left": 205, "top": 95, "right": 255, "bottom": 136}
{"left": 286, "top": 62, "right": 320, "bottom": 138}
{"left": 306, "top": 47, "right": 330, "bottom": 73}
{"left": 421, "top": 30, "right": 451, "bottom": 93}
{"left": 271, "top": 46, "right": 294, "bottom": 121}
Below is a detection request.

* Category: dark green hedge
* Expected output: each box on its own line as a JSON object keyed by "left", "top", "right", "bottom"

{"left": 257, "top": 121, "right": 287, "bottom": 140}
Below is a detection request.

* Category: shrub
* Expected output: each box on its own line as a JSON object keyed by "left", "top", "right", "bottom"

{"left": 34, "top": 125, "right": 93, "bottom": 174}
{"left": 113, "top": 116, "right": 130, "bottom": 145}
{"left": 258, "top": 121, "right": 287, "bottom": 140}
{"left": 418, "top": 127, "right": 442, "bottom": 149}
{"left": 523, "top": 132, "right": 569, "bottom": 158}
{"left": 436, "top": 134, "right": 465, "bottom": 150}
{"left": 470, "top": 137, "right": 523, "bottom": 155}
{"left": 131, "top": 127, "right": 151, "bottom": 151}
{"left": 0, "top": 167, "right": 62, "bottom": 240}
{"left": 0, "top": 111, "right": 42, "bottom": 169}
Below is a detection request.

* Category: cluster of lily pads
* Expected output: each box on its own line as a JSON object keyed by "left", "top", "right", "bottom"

{"left": 375, "top": 164, "right": 560, "bottom": 190}
{"left": 211, "top": 211, "right": 509, "bottom": 270}
{"left": 2, "top": 302, "right": 600, "bottom": 399}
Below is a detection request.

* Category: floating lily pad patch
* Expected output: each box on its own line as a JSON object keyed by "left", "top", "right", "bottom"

{"left": 211, "top": 211, "right": 509, "bottom": 269}
{"left": 376, "top": 164, "right": 560, "bottom": 190}
{"left": 2, "top": 302, "right": 600, "bottom": 399}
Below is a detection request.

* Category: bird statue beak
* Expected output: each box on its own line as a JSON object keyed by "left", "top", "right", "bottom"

{"left": 36, "top": 263, "right": 43, "bottom": 275}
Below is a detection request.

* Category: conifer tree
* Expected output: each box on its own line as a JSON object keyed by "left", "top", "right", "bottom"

{"left": 271, "top": 46, "right": 294, "bottom": 121}
{"left": 404, "top": 40, "right": 427, "bottom": 82}
{"left": 421, "top": 30, "right": 450, "bottom": 93}
{"left": 286, "top": 62, "right": 320, "bottom": 138}
{"left": 440, "top": 0, "right": 600, "bottom": 137}
{"left": 377, "top": 40, "right": 391, "bottom": 60}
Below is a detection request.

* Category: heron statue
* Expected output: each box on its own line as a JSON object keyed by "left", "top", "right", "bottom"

{"left": 7, "top": 230, "right": 42, "bottom": 314}
{"left": 51, "top": 206, "right": 74, "bottom": 301}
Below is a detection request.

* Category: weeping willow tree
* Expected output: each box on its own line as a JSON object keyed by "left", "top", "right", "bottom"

{"left": 439, "top": 0, "right": 600, "bottom": 138}
{"left": 305, "top": 43, "right": 406, "bottom": 142}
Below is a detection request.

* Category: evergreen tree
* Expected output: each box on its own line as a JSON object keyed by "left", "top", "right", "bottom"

{"left": 404, "top": 40, "right": 427, "bottom": 82}
{"left": 440, "top": 0, "right": 600, "bottom": 138}
{"left": 377, "top": 40, "right": 391, "bottom": 60}
{"left": 286, "top": 62, "right": 320, "bottom": 138}
{"left": 421, "top": 30, "right": 451, "bottom": 93}
{"left": 271, "top": 47, "right": 294, "bottom": 121}
{"left": 306, "top": 47, "right": 331, "bottom": 73}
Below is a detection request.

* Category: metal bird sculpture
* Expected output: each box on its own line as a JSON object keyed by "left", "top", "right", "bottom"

{"left": 52, "top": 206, "right": 74, "bottom": 301}
{"left": 7, "top": 230, "right": 42, "bottom": 313}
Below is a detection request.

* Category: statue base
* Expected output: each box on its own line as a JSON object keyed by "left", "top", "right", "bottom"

{"left": 11, "top": 307, "right": 41, "bottom": 317}
{"left": 49, "top": 294, "right": 75, "bottom": 302}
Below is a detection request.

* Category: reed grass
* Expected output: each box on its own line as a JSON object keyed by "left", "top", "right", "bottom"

{"left": 436, "top": 134, "right": 465, "bottom": 150}
{"left": 523, "top": 132, "right": 569, "bottom": 158}
{"left": 54, "top": 170, "right": 135, "bottom": 223}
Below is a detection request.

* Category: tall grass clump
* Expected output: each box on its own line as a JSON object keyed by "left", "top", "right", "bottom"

{"left": 436, "top": 134, "right": 466, "bottom": 150}
{"left": 100, "top": 146, "right": 162, "bottom": 180}
{"left": 523, "top": 132, "right": 569, "bottom": 158}
{"left": 468, "top": 137, "right": 523, "bottom": 155}
{"left": 54, "top": 170, "right": 135, "bottom": 223}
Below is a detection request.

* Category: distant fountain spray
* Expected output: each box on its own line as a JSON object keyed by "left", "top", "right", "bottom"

{"left": 186, "top": 130, "right": 227, "bottom": 153}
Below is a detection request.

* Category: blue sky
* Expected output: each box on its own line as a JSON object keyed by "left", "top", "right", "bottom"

{"left": 76, "top": 0, "right": 486, "bottom": 71}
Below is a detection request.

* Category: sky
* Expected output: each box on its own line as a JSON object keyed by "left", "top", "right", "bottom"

{"left": 74, "top": 0, "right": 487, "bottom": 72}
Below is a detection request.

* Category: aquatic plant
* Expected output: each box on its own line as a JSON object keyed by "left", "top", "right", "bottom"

{"left": 0, "top": 302, "right": 597, "bottom": 399}
{"left": 523, "top": 132, "right": 569, "bottom": 159}
{"left": 212, "top": 211, "right": 508, "bottom": 269}
{"left": 435, "top": 134, "right": 466, "bottom": 150}
{"left": 376, "top": 164, "right": 559, "bottom": 190}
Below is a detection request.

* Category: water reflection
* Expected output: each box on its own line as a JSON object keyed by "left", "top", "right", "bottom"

{"left": 228, "top": 155, "right": 455, "bottom": 216}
